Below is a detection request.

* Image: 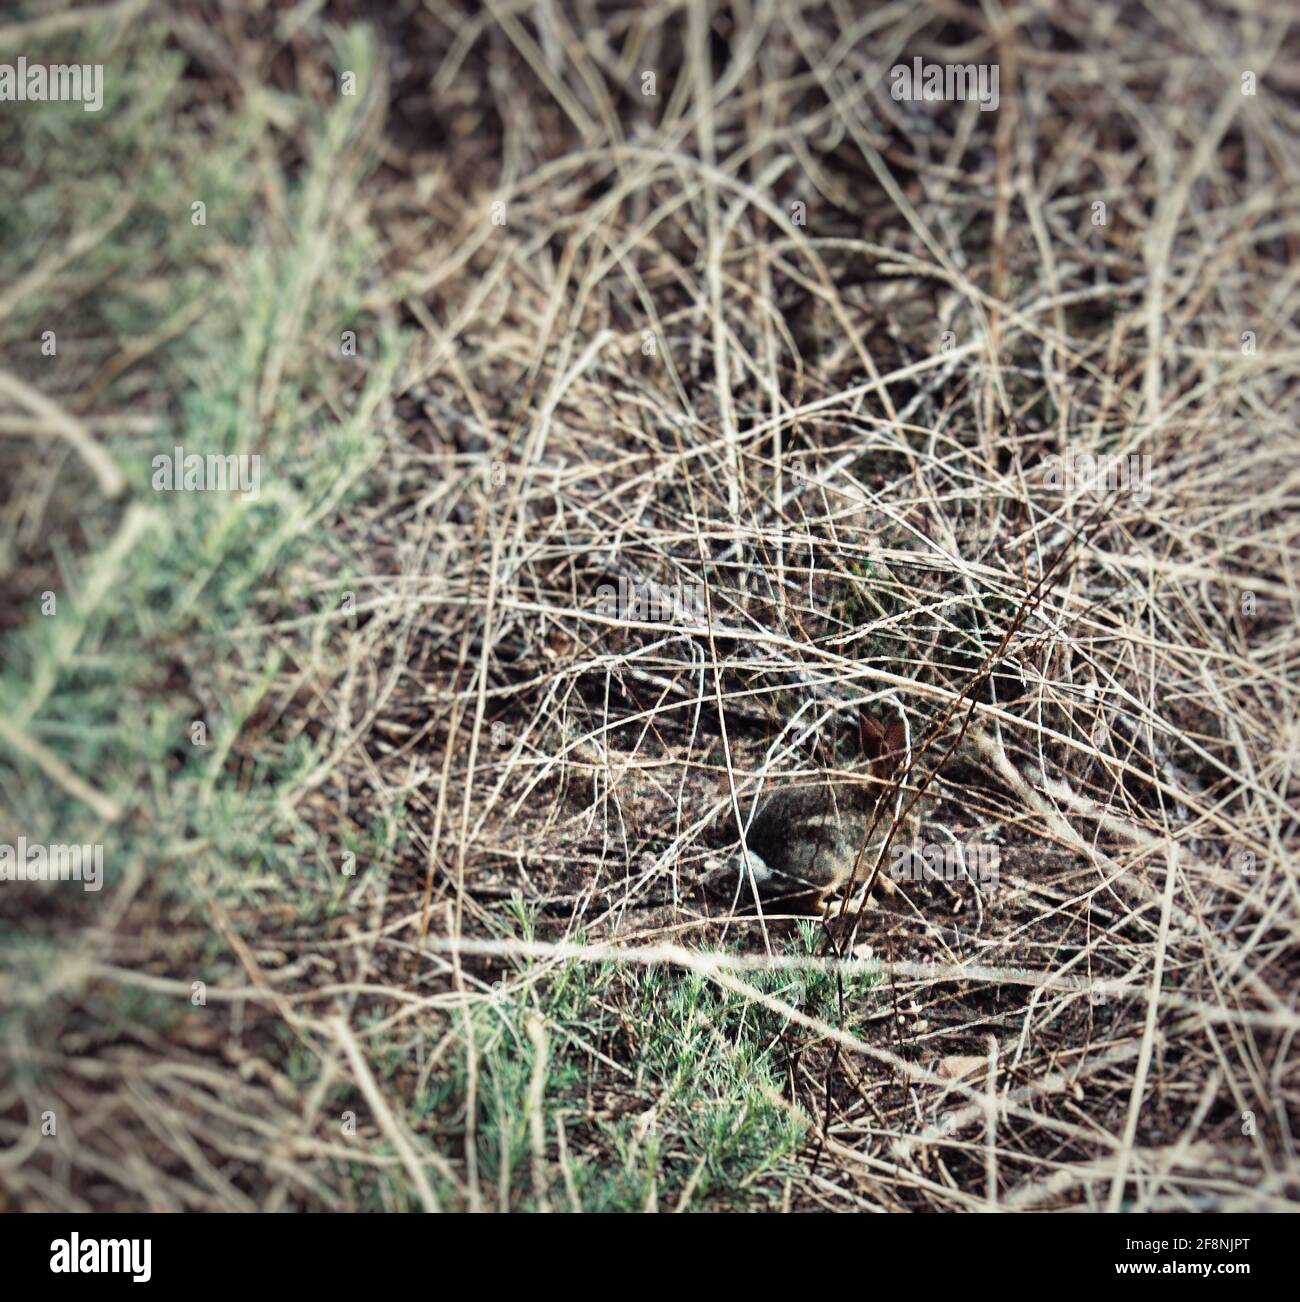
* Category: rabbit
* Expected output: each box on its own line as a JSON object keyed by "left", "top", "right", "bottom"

{"left": 715, "top": 709, "right": 914, "bottom": 915}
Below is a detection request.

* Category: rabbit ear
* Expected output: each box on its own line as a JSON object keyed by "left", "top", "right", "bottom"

{"left": 864, "top": 715, "right": 908, "bottom": 783}
{"left": 858, "top": 709, "right": 886, "bottom": 760}
{"left": 884, "top": 719, "right": 907, "bottom": 763}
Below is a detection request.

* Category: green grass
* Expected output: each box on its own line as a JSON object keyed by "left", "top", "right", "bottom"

{"left": 336, "top": 919, "right": 881, "bottom": 1212}
{"left": 0, "top": 20, "right": 401, "bottom": 890}
{"left": 0, "top": 16, "right": 409, "bottom": 1109}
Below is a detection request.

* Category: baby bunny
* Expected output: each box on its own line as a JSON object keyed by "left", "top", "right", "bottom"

{"left": 722, "top": 709, "right": 912, "bottom": 915}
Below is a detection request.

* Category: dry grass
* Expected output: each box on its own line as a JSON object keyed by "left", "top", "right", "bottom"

{"left": 2, "top": 0, "right": 1299, "bottom": 1211}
